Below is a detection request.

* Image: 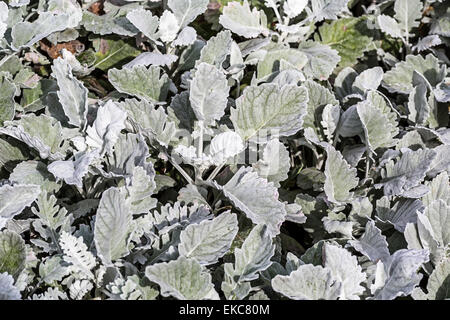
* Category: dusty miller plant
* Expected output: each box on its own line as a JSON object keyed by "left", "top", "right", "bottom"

{"left": 0, "top": 0, "right": 449, "bottom": 300}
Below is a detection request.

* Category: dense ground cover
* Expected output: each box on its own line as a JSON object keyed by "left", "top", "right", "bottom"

{"left": 0, "top": 0, "right": 449, "bottom": 300}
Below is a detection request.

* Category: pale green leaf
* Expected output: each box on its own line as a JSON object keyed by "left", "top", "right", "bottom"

{"left": 0, "top": 230, "right": 26, "bottom": 279}
{"left": 108, "top": 65, "right": 170, "bottom": 103}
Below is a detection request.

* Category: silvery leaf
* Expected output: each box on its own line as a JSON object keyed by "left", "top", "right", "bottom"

{"left": 47, "top": 150, "right": 98, "bottom": 188}
{"left": 324, "top": 146, "right": 359, "bottom": 204}
{"left": 189, "top": 63, "right": 229, "bottom": 123}
{"left": 179, "top": 211, "right": 238, "bottom": 265}
{"left": 94, "top": 187, "right": 132, "bottom": 265}
{"left": 215, "top": 167, "right": 286, "bottom": 237}
{"left": 145, "top": 256, "right": 219, "bottom": 300}
{"left": 231, "top": 224, "right": 275, "bottom": 282}
{"left": 373, "top": 249, "right": 429, "bottom": 300}
{"left": 85, "top": 100, "right": 127, "bottom": 155}
{"left": 197, "top": 30, "right": 233, "bottom": 68}
{"left": 168, "top": 0, "right": 209, "bottom": 29}
{"left": 108, "top": 65, "right": 170, "bottom": 103}
{"left": 252, "top": 139, "right": 290, "bottom": 188}
{"left": 52, "top": 58, "right": 88, "bottom": 127}
{"left": 272, "top": 264, "right": 341, "bottom": 300}
{"left": 348, "top": 220, "right": 390, "bottom": 263}
{"left": 0, "top": 273, "right": 21, "bottom": 300}
{"left": 208, "top": 131, "right": 244, "bottom": 164}
{"left": 124, "top": 53, "right": 177, "bottom": 69}
{"left": 219, "top": 0, "right": 268, "bottom": 38}
{"left": 298, "top": 41, "right": 340, "bottom": 81}
{"left": 0, "top": 184, "right": 40, "bottom": 220}
{"left": 378, "top": 148, "right": 437, "bottom": 197}
{"left": 126, "top": 9, "right": 160, "bottom": 43}
{"left": 231, "top": 83, "right": 308, "bottom": 142}
{"left": 323, "top": 243, "right": 366, "bottom": 300}
{"left": 158, "top": 10, "right": 179, "bottom": 43}
{"left": 310, "top": 0, "right": 350, "bottom": 22}
{"left": 173, "top": 27, "right": 197, "bottom": 47}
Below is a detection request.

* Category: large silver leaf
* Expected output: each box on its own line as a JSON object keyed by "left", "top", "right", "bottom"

{"left": 383, "top": 54, "right": 445, "bottom": 94}
{"left": 197, "top": 30, "right": 233, "bottom": 68}
{"left": 126, "top": 9, "right": 159, "bottom": 43}
{"left": 394, "top": 0, "right": 423, "bottom": 36}
{"left": 272, "top": 264, "right": 341, "bottom": 300}
{"left": 168, "top": 0, "right": 209, "bottom": 28}
{"left": 51, "top": 57, "right": 88, "bottom": 128}
{"left": 252, "top": 139, "right": 290, "bottom": 188}
{"left": 216, "top": 167, "right": 286, "bottom": 237}
{"left": 303, "top": 80, "right": 338, "bottom": 136}
{"left": 232, "top": 224, "right": 275, "bottom": 282}
{"left": 379, "top": 148, "right": 437, "bottom": 197}
{"left": 324, "top": 146, "right": 359, "bottom": 203}
{"left": 145, "top": 256, "right": 218, "bottom": 300}
{"left": 0, "top": 114, "right": 66, "bottom": 160}
{"left": 422, "top": 172, "right": 450, "bottom": 207}
{"left": 298, "top": 41, "right": 340, "bottom": 81}
{"left": 424, "top": 199, "right": 450, "bottom": 246}
{"left": 219, "top": 1, "right": 268, "bottom": 39}
{"left": 0, "top": 184, "right": 40, "bottom": 219}
{"left": 413, "top": 259, "right": 450, "bottom": 300}
{"left": 189, "top": 63, "right": 229, "bottom": 123}
{"left": 310, "top": 0, "right": 350, "bottom": 22}
{"left": 231, "top": 83, "right": 308, "bottom": 142}
{"left": 86, "top": 100, "right": 127, "bottom": 155}
{"left": 118, "top": 98, "right": 176, "bottom": 147}
{"left": 373, "top": 249, "right": 429, "bottom": 300}
{"left": 179, "top": 211, "right": 238, "bottom": 265}
{"left": 128, "top": 166, "right": 157, "bottom": 215}
{"left": 47, "top": 150, "right": 98, "bottom": 188}
{"left": 357, "top": 99, "right": 398, "bottom": 153}
{"left": 94, "top": 187, "right": 132, "bottom": 265}
{"left": 324, "top": 243, "right": 366, "bottom": 300}
{"left": 108, "top": 65, "right": 170, "bottom": 103}
{"left": 10, "top": 161, "right": 60, "bottom": 194}
{"left": 348, "top": 220, "right": 390, "bottom": 263}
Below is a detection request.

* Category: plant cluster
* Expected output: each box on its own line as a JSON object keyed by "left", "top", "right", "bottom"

{"left": 0, "top": 0, "right": 449, "bottom": 300}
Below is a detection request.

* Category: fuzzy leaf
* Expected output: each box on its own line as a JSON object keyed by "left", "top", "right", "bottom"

{"left": 272, "top": 264, "right": 341, "bottom": 300}
{"left": 145, "top": 256, "right": 218, "bottom": 300}
{"left": 324, "top": 146, "right": 359, "bottom": 203}
{"left": 216, "top": 167, "right": 286, "bottom": 237}
{"left": 94, "top": 188, "right": 132, "bottom": 265}
{"left": 179, "top": 211, "right": 238, "bottom": 265}
{"left": 108, "top": 66, "right": 170, "bottom": 103}
{"left": 231, "top": 83, "right": 308, "bottom": 142}
{"left": 219, "top": 1, "right": 267, "bottom": 38}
